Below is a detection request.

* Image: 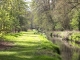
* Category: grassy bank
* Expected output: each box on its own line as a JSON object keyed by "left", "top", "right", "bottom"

{"left": 0, "top": 31, "right": 61, "bottom": 60}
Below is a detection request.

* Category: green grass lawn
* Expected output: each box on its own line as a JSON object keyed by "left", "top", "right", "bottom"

{"left": 0, "top": 31, "right": 61, "bottom": 60}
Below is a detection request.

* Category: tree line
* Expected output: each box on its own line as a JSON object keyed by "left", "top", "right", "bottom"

{"left": 0, "top": 0, "right": 80, "bottom": 34}
{"left": 0, "top": 0, "right": 31, "bottom": 34}
{"left": 31, "top": 0, "right": 80, "bottom": 31}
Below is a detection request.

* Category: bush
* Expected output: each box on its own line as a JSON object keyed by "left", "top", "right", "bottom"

{"left": 69, "top": 33, "right": 80, "bottom": 41}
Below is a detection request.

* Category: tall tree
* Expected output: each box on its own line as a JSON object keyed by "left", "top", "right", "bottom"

{"left": 0, "top": 0, "right": 30, "bottom": 33}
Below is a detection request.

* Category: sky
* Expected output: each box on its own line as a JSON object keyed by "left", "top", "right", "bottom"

{"left": 24, "top": 0, "right": 32, "bottom": 2}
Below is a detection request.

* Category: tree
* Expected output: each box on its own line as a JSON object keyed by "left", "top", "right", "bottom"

{"left": 0, "top": 0, "right": 30, "bottom": 33}
{"left": 31, "top": 0, "right": 56, "bottom": 31}
{"left": 30, "top": 0, "right": 80, "bottom": 31}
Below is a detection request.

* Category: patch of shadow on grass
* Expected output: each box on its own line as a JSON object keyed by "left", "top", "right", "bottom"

{"left": 0, "top": 41, "right": 14, "bottom": 50}
{"left": 0, "top": 54, "right": 61, "bottom": 60}
{"left": 0, "top": 54, "right": 33, "bottom": 60}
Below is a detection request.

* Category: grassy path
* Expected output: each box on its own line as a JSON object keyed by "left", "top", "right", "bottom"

{"left": 0, "top": 31, "right": 61, "bottom": 60}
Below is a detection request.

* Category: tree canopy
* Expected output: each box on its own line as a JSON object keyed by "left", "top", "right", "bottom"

{"left": 0, "top": 0, "right": 80, "bottom": 34}
{"left": 0, "top": 0, "right": 31, "bottom": 34}
{"left": 31, "top": 0, "right": 80, "bottom": 31}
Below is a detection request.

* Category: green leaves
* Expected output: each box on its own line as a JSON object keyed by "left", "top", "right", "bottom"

{"left": 0, "top": 0, "right": 29, "bottom": 33}
{"left": 70, "top": 10, "right": 80, "bottom": 30}
{"left": 69, "top": 33, "right": 80, "bottom": 41}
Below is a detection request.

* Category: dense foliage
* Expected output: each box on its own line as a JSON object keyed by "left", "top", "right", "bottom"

{"left": 0, "top": 0, "right": 31, "bottom": 34}
{"left": 31, "top": 0, "right": 80, "bottom": 31}
{"left": 0, "top": 0, "right": 80, "bottom": 34}
{"left": 69, "top": 32, "right": 80, "bottom": 47}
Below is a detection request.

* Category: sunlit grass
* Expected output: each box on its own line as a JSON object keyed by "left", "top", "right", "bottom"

{"left": 0, "top": 31, "right": 61, "bottom": 60}
{"left": 0, "top": 51, "right": 17, "bottom": 55}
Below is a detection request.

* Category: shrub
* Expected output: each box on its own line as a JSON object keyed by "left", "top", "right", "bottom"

{"left": 69, "top": 33, "right": 80, "bottom": 41}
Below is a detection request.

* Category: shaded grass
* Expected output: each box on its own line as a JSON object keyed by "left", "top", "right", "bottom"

{"left": 0, "top": 31, "right": 61, "bottom": 60}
